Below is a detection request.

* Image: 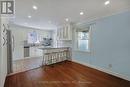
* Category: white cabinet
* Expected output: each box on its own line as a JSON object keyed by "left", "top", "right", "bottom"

{"left": 36, "top": 48, "right": 43, "bottom": 57}
{"left": 30, "top": 47, "right": 35, "bottom": 57}
{"left": 30, "top": 47, "right": 43, "bottom": 57}
{"left": 57, "top": 24, "right": 72, "bottom": 40}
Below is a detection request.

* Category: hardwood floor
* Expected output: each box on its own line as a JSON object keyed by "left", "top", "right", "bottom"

{"left": 5, "top": 61, "right": 130, "bottom": 87}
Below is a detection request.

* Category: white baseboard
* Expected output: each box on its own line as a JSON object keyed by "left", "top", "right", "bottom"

{"left": 72, "top": 59, "right": 130, "bottom": 81}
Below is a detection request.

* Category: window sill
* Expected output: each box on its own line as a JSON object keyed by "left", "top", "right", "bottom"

{"left": 73, "top": 50, "right": 91, "bottom": 53}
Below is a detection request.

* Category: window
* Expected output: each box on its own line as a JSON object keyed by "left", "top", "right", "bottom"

{"left": 76, "top": 27, "right": 91, "bottom": 52}
{"left": 28, "top": 31, "right": 40, "bottom": 44}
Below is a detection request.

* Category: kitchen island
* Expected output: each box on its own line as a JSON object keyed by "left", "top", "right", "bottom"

{"left": 39, "top": 47, "right": 72, "bottom": 66}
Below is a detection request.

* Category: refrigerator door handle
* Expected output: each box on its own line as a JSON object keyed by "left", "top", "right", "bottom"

{"left": 3, "top": 37, "right": 6, "bottom": 46}
{"left": 12, "top": 35, "right": 15, "bottom": 52}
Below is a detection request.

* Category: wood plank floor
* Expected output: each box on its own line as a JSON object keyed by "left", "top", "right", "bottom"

{"left": 5, "top": 61, "right": 130, "bottom": 87}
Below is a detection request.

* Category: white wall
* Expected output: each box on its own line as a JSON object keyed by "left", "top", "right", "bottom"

{"left": 0, "top": 16, "right": 9, "bottom": 87}
{"left": 9, "top": 24, "right": 53, "bottom": 60}
{"left": 0, "top": 15, "right": 1, "bottom": 87}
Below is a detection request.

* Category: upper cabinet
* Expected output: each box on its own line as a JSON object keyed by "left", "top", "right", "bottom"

{"left": 57, "top": 24, "right": 72, "bottom": 40}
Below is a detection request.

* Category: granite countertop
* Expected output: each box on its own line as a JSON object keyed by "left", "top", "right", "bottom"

{"left": 38, "top": 46, "right": 70, "bottom": 50}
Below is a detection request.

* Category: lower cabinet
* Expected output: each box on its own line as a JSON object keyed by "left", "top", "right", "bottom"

{"left": 30, "top": 47, "right": 43, "bottom": 57}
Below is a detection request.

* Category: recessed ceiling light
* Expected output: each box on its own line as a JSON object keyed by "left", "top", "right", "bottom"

{"left": 33, "top": 5, "right": 38, "bottom": 10}
{"left": 105, "top": 0, "right": 110, "bottom": 5}
{"left": 80, "top": 12, "right": 84, "bottom": 15}
{"left": 28, "top": 15, "right": 32, "bottom": 18}
{"left": 65, "top": 18, "right": 69, "bottom": 22}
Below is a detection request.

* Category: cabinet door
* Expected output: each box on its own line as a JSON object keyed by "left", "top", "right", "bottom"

{"left": 64, "top": 26, "right": 68, "bottom": 40}
{"left": 30, "top": 47, "right": 36, "bottom": 57}
{"left": 61, "top": 28, "right": 63, "bottom": 40}
{"left": 63, "top": 26, "right": 67, "bottom": 40}
{"left": 36, "top": 49, "right": 43, "bottom": 57}
{"left": 63, "top": 26, "right": 65, "bottom": 39}
{"left": 57, "top": 29, "right": 60, "bottom": 39}
{"left": 57, "top": 24, "right": 72, "bottom": 40}
{"left": 57, "top": 27, "right": 63, "bottom": 40}
{"left": 65, "top": 24, "right": 72, "bottom": 40}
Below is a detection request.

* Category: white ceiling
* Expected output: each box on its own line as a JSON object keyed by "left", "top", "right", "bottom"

{"left": 11, "top": 0, "right": 130, "bottom": 30}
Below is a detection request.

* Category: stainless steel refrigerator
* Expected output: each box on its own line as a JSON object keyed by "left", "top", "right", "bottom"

{"left": 7, "top": 30, "right": 14, "bottom": 74}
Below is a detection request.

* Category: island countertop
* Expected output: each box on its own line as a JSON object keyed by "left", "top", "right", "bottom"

{"left": 38, "top": 46, "right": 70, "bottom": 50}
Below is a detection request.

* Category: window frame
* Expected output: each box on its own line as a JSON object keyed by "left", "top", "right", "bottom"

{"left": 74, "top": 26, "right": 92, "bottom": 53}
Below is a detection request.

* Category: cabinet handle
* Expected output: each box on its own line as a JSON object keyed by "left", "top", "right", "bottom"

{"left": 3, "top": 24, "right": 6, "bottom": 33}
{"left": 3, "top": 37, "right": 6, "bottom": 46}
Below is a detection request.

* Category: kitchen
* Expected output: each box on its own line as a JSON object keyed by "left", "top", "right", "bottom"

{"left": 8, "top": 23, "right": 73, "bottom": 73}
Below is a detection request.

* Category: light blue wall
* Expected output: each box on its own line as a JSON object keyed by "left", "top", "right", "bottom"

{"left": 73, "top": 11, "right": 130, "bottom": 78}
